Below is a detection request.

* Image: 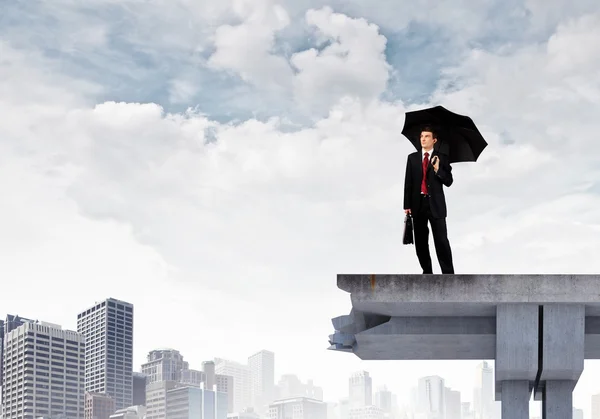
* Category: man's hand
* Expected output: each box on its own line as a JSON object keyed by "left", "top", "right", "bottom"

{"left": 405, "top": 209, "right": 411, "bottom": 215}
{"left": 432, "top": 155, "right": 440, "bottom": 172}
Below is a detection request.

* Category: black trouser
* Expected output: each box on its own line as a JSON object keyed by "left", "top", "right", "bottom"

{"left": 413, "top": 194, "right": 454, "bottom": 274}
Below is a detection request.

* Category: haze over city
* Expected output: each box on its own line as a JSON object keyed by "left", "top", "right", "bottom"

{"left": 1, "top": 0, "right": 600, "bottom": 418}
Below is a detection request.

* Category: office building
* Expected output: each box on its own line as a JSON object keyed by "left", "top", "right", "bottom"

{"left": 0, "top": 319, "right": 4, "bottom": 389}
{"left": 276, "top": 375, "right": 324, "bottom": 402}
{"left": 181, "top": 369, "right": 204, "bottom": 387}
{"left": 146, "top": 380, "right": 180, "bottom": 419}
{"left": 473, "top": 362, "right": 493, "bottom": 419}
{"left": 248, "top": 350, "right": 275, "bottom": 415}
{"left": 1, "top": 314, "right": 35, "bottom": 407}
{"left": 110, "top": 405, "right": 146, "bottom": 419}
{"left": 215, "top": 374, "right": 234, "bottom": 413}
{"left": 348, "top": 405, "right": 384, "bottom": 419}
{"left": 445, "top": 387, "right": 461, "bottom": 419}
{"left": 141, "top": 349, "right": 187, "bottom": 384}
{"left": 2, "top": 320, "right": 85, "bottom": 419}
{"left": 132, "top": 372, "right": 147, "bottom": 406}
{"left": 204, "top": 362, "right": 216, "bottom": 389}
{"left": 349, "top": 371, "right": 372, "bottom": 409}
{"left": 417, "top": 376, "right": 445, "bottom": 419}
{"left": 215, "top": 359, "right": 252, "bottom": 413}
{"left": 374, "top": 386, "right": 392, "bottom": 415}
{"left": 0, "top": 318, "right": 4, "bottom": 415}
{"left": 166, "top": 384, "right": 227, "bottom": 419}
{"left": 461, "top": 401, "right": 473, "bottom": 419}
{"left": 268, "top": 397, "right": 327, "bottom": 419}
{"left": 204, "top": 362, "right": 235, "bottom": 413}
{"left": 337, "top": 398, "right": 349, "bottom": 419}
{"left": 85, "top": 392, "right": 115, "bottom": 419}
{"left": 77, "top": 298, "right": 134, "bottom": 411}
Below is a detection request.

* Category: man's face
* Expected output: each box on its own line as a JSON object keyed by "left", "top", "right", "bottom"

{"left": 420, "top": 131, "right": 436, "bottom": 150}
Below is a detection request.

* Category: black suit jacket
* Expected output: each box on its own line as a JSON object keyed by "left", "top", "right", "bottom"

{"left": 403, "top": 150, "right": 453, "bottom": 219}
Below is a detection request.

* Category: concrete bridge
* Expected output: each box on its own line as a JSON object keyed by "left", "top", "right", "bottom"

{"left": 328, "top": 274, "right": 600, "bottom": 419}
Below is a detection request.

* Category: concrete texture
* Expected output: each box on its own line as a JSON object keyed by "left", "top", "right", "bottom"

{"left": 354, "top": 316, "right": 495, "bottom": 360}
{"left": 501, "top": 381, "right": 530, "bottom": 419}
{"left": 330, "top": 275, "right": 600, "bottom": 359}
{"left": 540, "top": 304, "right": 585, "bottom": 382}
{"left": 495, "top": 304, "right": 538, "bottom": 399}
{"left": 543, "top": 380, "right": 576, "bottom": 419}
{"left": 329, "top": 274, "right": 600, "bottom": 419}
{"left": 338, "top": 274, "right": 600, "bottom": 316}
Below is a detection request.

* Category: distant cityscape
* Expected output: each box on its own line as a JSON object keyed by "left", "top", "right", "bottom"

{"left": 0, "top": 297, "right": 595, "bottom": 419}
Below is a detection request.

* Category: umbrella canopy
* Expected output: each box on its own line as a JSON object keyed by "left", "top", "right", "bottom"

{"left": 401, "top": 105, "right": 488, "bottom": 163}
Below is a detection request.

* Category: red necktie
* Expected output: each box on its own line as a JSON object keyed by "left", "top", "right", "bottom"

{"left": 421, "top": 152, "right": 429, "bottom": 194}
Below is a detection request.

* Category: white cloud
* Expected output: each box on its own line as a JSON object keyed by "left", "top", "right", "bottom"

{"left": 291, "top": 7, "right": 391, "bottom": 113}
{"left": 2, "top": 3, "right": 600, "bottom": 415}
{"left": 207, "top": 0, "right": 293, "bottom": 91}
{"left": 207, "top": 4, "right": 390, "bottom": 113}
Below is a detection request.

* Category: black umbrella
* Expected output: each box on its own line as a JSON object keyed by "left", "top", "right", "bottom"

{"left": 401, "top": 105, "right": 488, "bottom": 163}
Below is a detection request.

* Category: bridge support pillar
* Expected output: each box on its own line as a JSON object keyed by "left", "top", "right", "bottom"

{"left": 536, "top": 304, "right": 585, "bottom": 419}
{"left": 495, "top": 304, "right": 538, "bottom": 419}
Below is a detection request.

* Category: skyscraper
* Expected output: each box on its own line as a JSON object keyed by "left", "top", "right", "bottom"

{"left": 349, "top": 371, "right": 372, "bottom": 409}
{"left": 1, "top": 315, "right": 35, "bottom": 397}
{"left": 77, "top": 298, "right": 134, "bottom": 411}
{"left": 214, "top": 358, "right": 252, "bottom": 413}
{"left": 248, "top": 350, "right": 275, "bottom": 415}
{"left": 374, "top": 386, "right": 392, "bottom": 415}
{"left": 2, "top": 320, "right": 85, "bottom": 419}
{"left": 213, "top": 372, "right": 234, "bottom": 413}
{"left": 417, "top": 376, "right": 445, "bottom": 419}
{"left": 0, "top": 319, "right": 4, "bottom": 385}
{"left": 473, "top": 361, "right": 494, "bottom": 419}
{"left": 203, "top": 359, "right": 234, "bottom": 410}
{"left": 0, "top": 317, "right": 4, "bottom": 415}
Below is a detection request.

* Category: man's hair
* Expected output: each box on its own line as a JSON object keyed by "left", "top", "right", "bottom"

{"left": 421, "top": 125, "right": 437, "bottom": 139}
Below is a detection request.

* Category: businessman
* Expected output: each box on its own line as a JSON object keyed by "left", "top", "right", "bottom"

{"left": 403, "top": 126, "right": 454, "bottom": 274}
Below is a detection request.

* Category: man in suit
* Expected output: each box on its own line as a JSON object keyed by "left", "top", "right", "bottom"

{"left": 404, "top": 126, "right": 454, "bottom": 274}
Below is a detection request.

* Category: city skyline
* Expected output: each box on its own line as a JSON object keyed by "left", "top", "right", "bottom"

{"left": 1, "top": 307, "right": 597, "bottom": 418}
{"left": 2, "top": 0, "right": 600, "bottom": 417}
{"left": 2, "top": 302, "right": 599, "bottom": 415}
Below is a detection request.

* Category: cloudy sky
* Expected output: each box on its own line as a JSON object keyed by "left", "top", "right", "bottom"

{"left": 1, "top": 0, "right": 600, "bottom": 416}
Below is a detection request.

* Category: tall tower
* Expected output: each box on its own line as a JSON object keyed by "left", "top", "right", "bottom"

{"left": 374, "top": 385, "right": 392, "bottom": 414}
{"left": 2, "top": 320, "right": 85, "bottom": 419}
{"left": 77, "top": 298, "right": 134, "bottom": 410}
{"left": 248, "top": 350, "right": 275, "bottom": 414}
{"left": 1, "top": 314, "right": 37, "bottom": 415}
{"left": 473, "top": 361, "right": 494, "bottom": 419}
{"left": 349, "top": 371, "right": 372, "bottom": 409}
{"left": 417, "top": 375, "right": 445, "bottom": 419}
{"left": 214, "top": 358, "right": 252, "bottom": 413}
{"left": 0, "top": 317, "right": 4, "bottom": 414}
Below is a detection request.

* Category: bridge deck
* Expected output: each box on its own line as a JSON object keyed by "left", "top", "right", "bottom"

{"left": 329, "top": 274, "right": 600, "bottom": 360}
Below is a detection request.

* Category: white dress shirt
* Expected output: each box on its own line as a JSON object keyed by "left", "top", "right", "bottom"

{"left": 421, "top": 148, "right": 434, "bottom": 161}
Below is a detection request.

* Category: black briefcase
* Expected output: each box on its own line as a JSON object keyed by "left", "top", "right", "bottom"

{"left": 403, "top": 213, "right": 414, "bottom": 245}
